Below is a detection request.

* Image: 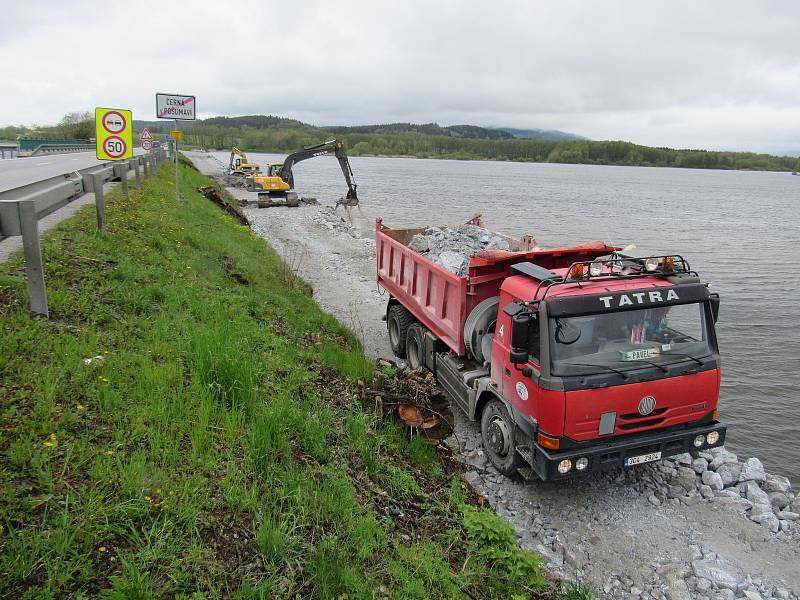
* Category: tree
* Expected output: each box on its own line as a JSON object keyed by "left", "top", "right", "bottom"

{"left": 56, "top": 111, "right": 94, "bottom": 139}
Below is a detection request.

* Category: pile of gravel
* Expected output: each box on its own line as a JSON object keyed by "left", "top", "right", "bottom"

{"left": 645, "top": 450, "right": 798, "bottom": 537}
{"left": 408, "top": 225, "right": 518, "bottom": 275}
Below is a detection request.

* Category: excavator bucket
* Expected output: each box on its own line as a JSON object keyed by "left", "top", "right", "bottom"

{"left": 335, "top": 189, "right": 359, "bottom": 209}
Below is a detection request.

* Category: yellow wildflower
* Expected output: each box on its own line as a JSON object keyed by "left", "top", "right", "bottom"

{"left": 76, "top": 404, "right": 85, "bottom": 412}
{"left": 43, "top": 441, "right": 53, "bottom": 448}
{"left": 50, "top": 433, "right": 57, "bottom": 440}
{"left": 99, "top": 546, "right": 107, "bottom": 553}
{"left": 144, "top": 496, "right": 151, "bottom": 501}
{"left": 155, "top": 488, "right": 162, "bottom": 495}
{"left": 104, "top": 450, "right": 114, "bottom": 456}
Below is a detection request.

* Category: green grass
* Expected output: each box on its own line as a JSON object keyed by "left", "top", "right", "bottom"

{"left": 0, "top": 162, "right": 582, "bottom": 598}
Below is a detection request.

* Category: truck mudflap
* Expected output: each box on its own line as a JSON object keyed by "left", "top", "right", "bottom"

{"left": 524, "top": 421, "right": 727, "bottom": 481}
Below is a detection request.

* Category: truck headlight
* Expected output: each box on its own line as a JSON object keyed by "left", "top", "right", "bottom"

{"left": 575, "top": 457, "right": 589, "bottom": 471}
{"left": 589, "top": 262, "right": 603, "bottom": 277}
{"left": 557, "top": 459, "right": 572, "bottom": 474}
{"left": 706, "top": 431, "right": 720, "bottom": 445}
{"left": 693, "top": 434, "right": 705, "bottom": 448}
{"left": 644, "top": 257, "right": 660, "bottom": 272}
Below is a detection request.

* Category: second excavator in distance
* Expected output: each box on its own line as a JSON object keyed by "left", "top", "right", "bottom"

{"left": 244, "top": 139, "right": 359, "bottom": 208}
{"left": 228, "top": 147, "right": 261, "bottom": 176}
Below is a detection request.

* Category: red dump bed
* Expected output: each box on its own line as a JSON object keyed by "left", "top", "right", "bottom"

{"left": 375, "top": 217, "right": 616, "bottom": 356}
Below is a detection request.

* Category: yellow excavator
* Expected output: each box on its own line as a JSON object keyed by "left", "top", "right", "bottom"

{"left": 245, "top": 139, "right": 358, "bottom": 208}
{"left": 228, "top": 147, "right": 261, "bottom": 176}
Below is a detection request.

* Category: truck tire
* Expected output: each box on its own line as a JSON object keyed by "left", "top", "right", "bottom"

{"left": 387, "top": 304, "right": 413, "bottom": 358}
{"left": 464, "top": 296, "right": 499, "bottom": 364}
{"left": 406, "top": 323, "right": 425, "bottom": 370}
{"left": 481, "top": 398, "right": 522, "bottom": 476}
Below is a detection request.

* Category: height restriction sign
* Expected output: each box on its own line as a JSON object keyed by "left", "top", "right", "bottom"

{"left": 95, "top": 107, "right": 133, "bottom": 160}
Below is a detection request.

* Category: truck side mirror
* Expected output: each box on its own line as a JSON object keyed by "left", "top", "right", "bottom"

{"left": 709, "top": 294, "right": 720, "bottom": 323}
{"left": 510, "top": 312, "right": 532, "bottom": 364}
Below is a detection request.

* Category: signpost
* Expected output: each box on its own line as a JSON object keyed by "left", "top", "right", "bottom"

{"left": 156, "top": 93, "right": 196, "bottom": 201}
{"left": 141, "top": 128, "right": 153, "bottom": 151}
{"left": 95, "top": 107, "right": 133, "bottom": 161}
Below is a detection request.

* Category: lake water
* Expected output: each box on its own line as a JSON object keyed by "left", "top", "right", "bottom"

{"left": 213, "top": 151, "right": 800, "bottom": 482}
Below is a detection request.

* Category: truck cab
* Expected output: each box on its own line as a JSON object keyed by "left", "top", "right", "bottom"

{"left": 375, "top": 218, "right": 726, "bottom": 481}
{"left": 486, "top": 257, "right": 725, "bottom": 479}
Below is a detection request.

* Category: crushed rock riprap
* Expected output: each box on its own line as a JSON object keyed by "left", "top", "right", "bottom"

{"left": 451, "top": 435, "right": 800, "bottom": 600}
{"left": 409, "top": 225, "right": 521, "bottom": 275}
{"left": 312, "top": 207, "right": 363, "bottom": 238}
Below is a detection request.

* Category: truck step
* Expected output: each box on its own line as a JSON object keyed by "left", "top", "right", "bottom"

{"left": 517, "top": 467, "right": 537, "bottom": 480}
{"left": 516, "top": 445, "right": 534, "bottom": 464}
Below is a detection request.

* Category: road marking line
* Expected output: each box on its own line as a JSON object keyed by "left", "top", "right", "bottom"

{"left": 36, "top": 162, "right": 52, "bottom": 165}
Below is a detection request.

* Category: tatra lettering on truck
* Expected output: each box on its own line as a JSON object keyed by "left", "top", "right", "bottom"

{"left": 376, "top": 216, "right": 726, "bottom": 481}
{"left": 598, "top": 289, "right": 679, "bottom": 308}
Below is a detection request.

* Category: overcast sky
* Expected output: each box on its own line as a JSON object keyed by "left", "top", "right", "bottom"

{"left": 2, "top": 0, "right": 799, "bottom": 155}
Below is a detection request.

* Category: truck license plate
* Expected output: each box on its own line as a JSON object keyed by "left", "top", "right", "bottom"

{"left": 624, "top": 451, "right": 661, "bottom": 466}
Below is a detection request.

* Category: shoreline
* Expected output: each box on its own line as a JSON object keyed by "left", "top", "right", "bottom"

{"left": 196, "top": 148, "right": 799, "bottom": 173}
{"left": 186, "top": 150, "right": 800, "bottom": 600}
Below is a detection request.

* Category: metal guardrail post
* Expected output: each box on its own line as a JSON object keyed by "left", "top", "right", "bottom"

{"left": 134, "top": 158, "right": 141, "bottom": 188}
{"left": 143, "top": 157, "right": 150, "bottom": 178}
{"left": 17, "top": 200, "right": 48, "bottom": 316}
{"left": 120, "top": 162, "right": 129, "bottom": 197}
{"left": 92, "top": 174, "right": 107, "bottom": 233}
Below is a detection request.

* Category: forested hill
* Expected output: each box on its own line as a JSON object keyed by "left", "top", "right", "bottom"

{"left": 322, "top": 123, "right": 514, "bottom": 140}
{"left": 30, "top": 112, "right": 792, "bottom": 172}
{"left": 497, "top": 127, "right": 587, "bottom": 141}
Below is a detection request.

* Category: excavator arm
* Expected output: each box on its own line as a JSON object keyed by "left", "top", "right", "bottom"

{"left": 277, "top": 139, "right": 358, "bottom": 204}
{"left": 229, "top": 146, "right": 247, "bottom": 171}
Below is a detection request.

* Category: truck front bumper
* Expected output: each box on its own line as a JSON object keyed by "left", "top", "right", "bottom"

{"left": 529, "top": 421, "right": 726, "bottom": 481}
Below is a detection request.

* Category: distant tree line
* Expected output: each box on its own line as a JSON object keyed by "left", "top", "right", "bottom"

{"left": 0, "top": 112, "right": 94, "bottom": 141}
{"left": 179, "top": 124, "right": 800, "bottom": 172}
{"left": 4, "top": 113, "right": 799, "bottom": 172}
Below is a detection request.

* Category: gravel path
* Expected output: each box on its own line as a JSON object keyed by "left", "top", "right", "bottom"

{"left": 186, "top": 151, "right": 800, "bottom": 600}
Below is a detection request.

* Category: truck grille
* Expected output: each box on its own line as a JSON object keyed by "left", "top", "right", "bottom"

{"left": 619, "top": 417, "right": 665, "bottom": 430}
{"left": 619, "top": 407, "right": 667, "bottom": 420}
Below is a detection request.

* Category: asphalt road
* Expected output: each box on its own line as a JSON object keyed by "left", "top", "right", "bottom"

{"left": 0, "top": 150, "right": 144, "bottom": 193}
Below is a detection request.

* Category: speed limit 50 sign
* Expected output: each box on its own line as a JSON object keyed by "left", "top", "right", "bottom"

{"left": 95, "top": 107, "right": 133, "bottom": 160}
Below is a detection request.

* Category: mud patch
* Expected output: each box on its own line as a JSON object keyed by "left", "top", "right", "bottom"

{"left": 219, "top": 254, "right": 250, "bottom": 285}
{"left": 197, "top": 185, "right": 250, "bottom": 227}
{"left": 199, "top": 511, "right": 263, "bottom": 575}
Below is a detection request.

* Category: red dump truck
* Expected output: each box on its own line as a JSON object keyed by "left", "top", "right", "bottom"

{"left": 376, "top": 216, "right": 726, "bottom": 481}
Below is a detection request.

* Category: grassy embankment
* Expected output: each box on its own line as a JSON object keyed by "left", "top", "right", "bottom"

{"left": 0, "top": 163, "right": 587, "bottom": 598}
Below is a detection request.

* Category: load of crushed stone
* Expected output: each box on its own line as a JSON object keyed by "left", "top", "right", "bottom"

{"left": 409, "top": 224, "right": 520, "bottom": 275}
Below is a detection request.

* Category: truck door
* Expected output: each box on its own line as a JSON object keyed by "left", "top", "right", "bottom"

{"left": 492, "top": 310, "right": 541, "bottom": 420}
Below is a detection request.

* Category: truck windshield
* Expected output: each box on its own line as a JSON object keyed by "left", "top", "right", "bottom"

{"left": 549, "top": 302, "right": 712, "bottom": 376}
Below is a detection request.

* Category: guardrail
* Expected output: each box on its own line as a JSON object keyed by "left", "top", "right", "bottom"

{"left": 0, "top": 147, "right": 170, "bottom": 316}
{"left": 29, "top": 143, "right": 96, "bottom": 157}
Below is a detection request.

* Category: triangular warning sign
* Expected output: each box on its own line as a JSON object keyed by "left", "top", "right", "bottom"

{"left": 141, "top": 128, "right": 153, "bottom": 140}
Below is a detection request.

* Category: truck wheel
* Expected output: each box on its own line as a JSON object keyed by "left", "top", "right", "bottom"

{"left": 406, "top": 323, "right": 425, "bottom": 370}
{"left": 464, "top": 296, "right": 499, "bottom": 364}
{"left": 481, "top": 399, "right": 522, "bottom": 476}
{"left": 387, "top": 304, "right": 413, "bottom": 358}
